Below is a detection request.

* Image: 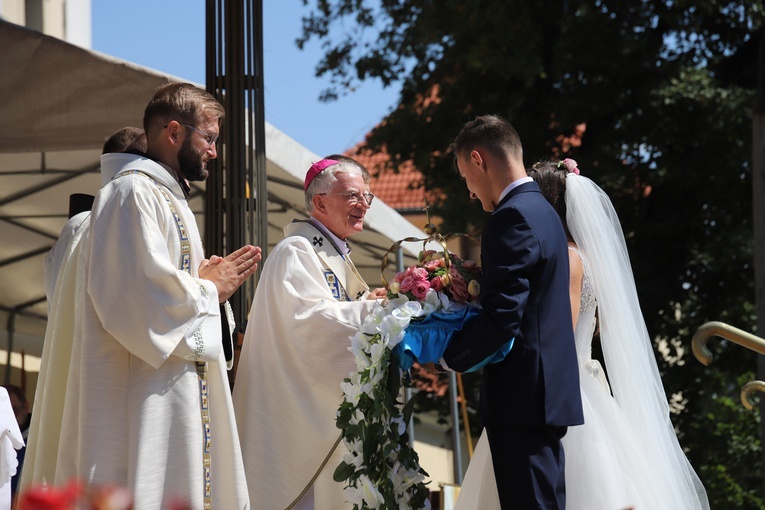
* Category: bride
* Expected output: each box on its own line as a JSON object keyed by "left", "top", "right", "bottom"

{"left": 454, "top": 159, "right": 709, "bottom": 509}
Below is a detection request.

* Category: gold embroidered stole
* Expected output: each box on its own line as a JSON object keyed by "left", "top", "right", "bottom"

{"left": 283, "top": 220, "right": 369, "bottom": 301}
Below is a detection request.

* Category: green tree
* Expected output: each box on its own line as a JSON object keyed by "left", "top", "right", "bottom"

{"left": 300, "top": 0, "right": 765, "bottom": 506}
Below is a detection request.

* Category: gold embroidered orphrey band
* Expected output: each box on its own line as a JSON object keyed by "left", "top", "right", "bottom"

{"left": 114, "top": 170, "right": 212, "bottom": 509}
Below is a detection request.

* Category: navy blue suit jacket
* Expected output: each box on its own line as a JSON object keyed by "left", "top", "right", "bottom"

{"left": 443, "top": 181, "right": 584, "bottom": 428}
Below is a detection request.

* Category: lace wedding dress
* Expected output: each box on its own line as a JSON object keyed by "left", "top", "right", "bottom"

{"left": 559, "top": 247, "right": 662, "bottom": 509}
{"left": 454, "top": 175, "right": 709, "bottom": 510}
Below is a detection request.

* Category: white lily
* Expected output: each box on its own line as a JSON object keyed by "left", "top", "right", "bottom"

{"left": 348, "top": 344, "right": 370, "bottom": 372}
{"left": 343, "top": 450, "right": 365, "bottom": 469}
{"left": 348, "top": 408, "right": 366, "bottom": 426}
{"left": 340, "top": 381, "right": 363, "bottom": 403}
{"left": 343, "top": 485, "right": 363, "bottom": 506}
{"left": 369, "top": 342, "right": 386, "bottom": 365}
{"left": 359, "top": 474, "right": 385, "bottom": 508}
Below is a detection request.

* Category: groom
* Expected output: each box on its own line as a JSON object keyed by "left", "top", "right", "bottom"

{"left": 442, "top": 115, "right": 584, "bottom": 509}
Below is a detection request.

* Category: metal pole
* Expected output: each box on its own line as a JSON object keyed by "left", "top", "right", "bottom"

{"left": 4, "top": 312, "right": 14, "bottom": 385}
{"left": 753, "top": 30, "right": 765, "bottom": 496}
{"left": 250, "top": 0, "right": 268, "bottom": 266}
{"left": 397, "top": 246, "right": 416, "bottom": 448}
{"left": 205, "top": 0, "right": 267, "bottom": 329}
{"left": 449, "top": 371, "right": 463, "bottom": 484}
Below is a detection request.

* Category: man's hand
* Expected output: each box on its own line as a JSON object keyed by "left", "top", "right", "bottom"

{"left": 420, "top": 362, "right": 448, "bottom": 374}
{"left": 420, "top": 362, "right": 440, "bottom": 374}
{"left": 367, "top": 287, "right": 388, "bottom": 300}
{"left": 199, "top": 245, "right": 262, "bottom": 302}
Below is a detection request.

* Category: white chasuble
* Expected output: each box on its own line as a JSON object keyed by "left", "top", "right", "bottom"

{"left": 24, "top": 157, "right": 124, "bottom": 490}
{"left": 233, "top": 220, "right": 382, "bottom": 510}
{"left": 21, "top": 215, "right": 90, "bottom": 491}
{"left": 42, "top": 154, "right": 249, "bottom": 510}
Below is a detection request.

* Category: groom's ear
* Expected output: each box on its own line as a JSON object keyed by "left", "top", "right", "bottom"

{"left": 470, "top": 149, "right": 490, "bottom": 174}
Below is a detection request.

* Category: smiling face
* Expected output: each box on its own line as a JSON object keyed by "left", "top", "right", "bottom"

{"left": 177, "top": 114, "right": 219, "bottom": 182}
{"left": 312, "top": 172, "right": 371, "bottom": 240}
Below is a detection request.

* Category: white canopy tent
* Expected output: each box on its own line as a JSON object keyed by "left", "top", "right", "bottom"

{"left": 0, "top": 20, "right": 425, "bottom": 364}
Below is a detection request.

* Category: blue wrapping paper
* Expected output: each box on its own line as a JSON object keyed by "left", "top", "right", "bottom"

{"left": 395, "top": 307, "right": 513, "bottom": 372}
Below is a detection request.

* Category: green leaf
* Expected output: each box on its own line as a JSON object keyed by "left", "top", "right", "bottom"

{"left": 333, "top": 461, "right": 356, "bottom": 483}
{"left": 402, "top": 397, "right": 416, "bottom": 425}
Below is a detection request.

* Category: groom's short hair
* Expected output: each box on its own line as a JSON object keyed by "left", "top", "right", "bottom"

{"left": 452, "top": 114, "right": 523, "bottom": 165}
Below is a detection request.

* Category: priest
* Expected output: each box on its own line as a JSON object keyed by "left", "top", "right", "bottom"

{"left": 33, "top": 83, "right": 260, "bottom": 509}
{"left": 233, "top": 156, "right": 386, "bottom": 510}
{"left": 43, "top": 126, "right": 145, "bottom": 307}
{"left": 23, "top": 127, "right": 146, "bottom": 491}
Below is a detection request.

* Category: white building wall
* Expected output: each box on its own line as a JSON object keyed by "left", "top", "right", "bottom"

{"left": 0, "top": 0, "right": 90, "bottom": 49}
{"left": 64, "top": 0, "right": 91, "bottom": 48}
{"left": 0, "top": 0, "right": 26, "bottom": 24}
{"left": 38, "top": 0, "right": 65, "bottom": 40}
{"left": 414, "top": 411, "right": 472, "bottom": 488}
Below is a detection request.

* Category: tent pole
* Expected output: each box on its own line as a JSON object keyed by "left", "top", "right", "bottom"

{"left": 4, "top": 311, "right": 14, "bottom": 385}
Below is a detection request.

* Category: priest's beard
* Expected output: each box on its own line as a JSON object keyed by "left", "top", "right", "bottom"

{"left": 178, "top": 137, "right": 208, "bottom": 182}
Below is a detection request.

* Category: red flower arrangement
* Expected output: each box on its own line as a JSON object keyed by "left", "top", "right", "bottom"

{"left": 16, "top": 480, "right": 184, "bottom": 510}
{"left": 17, "top": 481, "right": 82, "bottom": 510}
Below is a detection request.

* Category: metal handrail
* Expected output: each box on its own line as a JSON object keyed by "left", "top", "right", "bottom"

{"left": 741, "top": 381, "right": 765, "bottom": 410}
{"left": 692, "top": 321, "right": 765, "bottom": 411}
{"left": 692, "top": 321, "right": 765, "bottom": 365}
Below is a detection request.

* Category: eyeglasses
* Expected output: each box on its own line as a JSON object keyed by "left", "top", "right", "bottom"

{"left": 316, "top": 191, "right": 375, "bottom": 206}
{"left": 180, "top": 123, "right": 219, "bottom": 147}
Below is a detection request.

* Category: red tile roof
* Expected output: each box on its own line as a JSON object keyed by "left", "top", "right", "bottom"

{"left": 347, "top": 148, "right": 429, "bottom": 212}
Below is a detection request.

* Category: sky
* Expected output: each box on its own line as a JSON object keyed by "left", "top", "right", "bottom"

{"left": 91, "top": 0, "right": 399, "bottom": 157}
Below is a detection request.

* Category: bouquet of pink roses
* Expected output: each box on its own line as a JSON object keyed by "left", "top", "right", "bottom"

{"left": 387, "top": 250, "right": 481, "bottom": 305}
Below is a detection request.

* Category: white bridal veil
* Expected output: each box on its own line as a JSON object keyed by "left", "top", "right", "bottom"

{"left": 565, "top": 174, "right": 710, "bottom": 509}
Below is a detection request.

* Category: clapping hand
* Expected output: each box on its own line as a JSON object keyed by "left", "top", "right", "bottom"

{"left": 199, "top": 245, "right": 262, "bottom": 302}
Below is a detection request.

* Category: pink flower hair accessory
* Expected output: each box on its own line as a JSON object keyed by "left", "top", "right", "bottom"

{"left": 559, "top": 158, "right": 580, "bottom": 175}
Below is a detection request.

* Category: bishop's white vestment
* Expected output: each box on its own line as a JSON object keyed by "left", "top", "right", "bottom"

{"left": 39, "top": 153, "right": 249, "bottom": 509}
{"left": 233, "top": 220, "right": 381, "bottom": 510}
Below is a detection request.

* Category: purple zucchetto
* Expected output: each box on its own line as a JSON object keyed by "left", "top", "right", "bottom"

{"left": 304, "top": 159, "right": 340, "bottom": 190}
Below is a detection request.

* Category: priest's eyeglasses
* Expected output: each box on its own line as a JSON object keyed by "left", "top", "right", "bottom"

{"left": 316, "top": 191, "right": 375, "bottom": 206}
{"left": 180, "top": 123, "right": 219, "bottom": 147}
